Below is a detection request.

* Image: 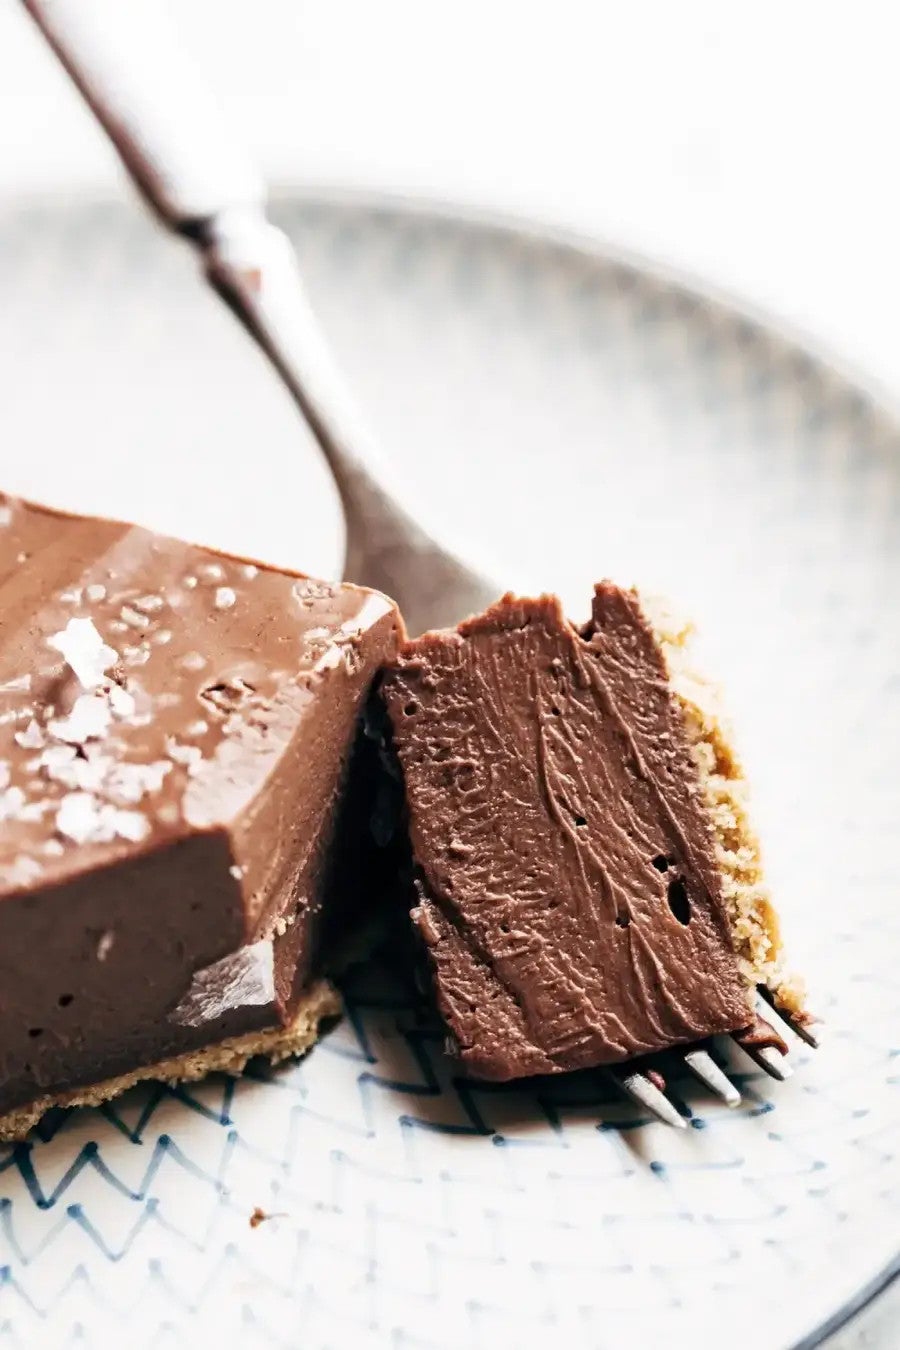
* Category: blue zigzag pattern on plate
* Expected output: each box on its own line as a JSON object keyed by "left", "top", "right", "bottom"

{"left": 1, "top": 923, "right": 897, "bottom": 1316}
{"left": 0, "top": 960, "right": 820, "bottom": 1228}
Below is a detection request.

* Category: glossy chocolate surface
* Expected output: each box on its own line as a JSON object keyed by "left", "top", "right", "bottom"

{"left": 0, "top": 494, "right": 400, "bottom": 1113}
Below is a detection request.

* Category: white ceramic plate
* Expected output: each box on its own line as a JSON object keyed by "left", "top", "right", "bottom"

{"left": 0, "top": 194, "right": 897, "bottom": 1350}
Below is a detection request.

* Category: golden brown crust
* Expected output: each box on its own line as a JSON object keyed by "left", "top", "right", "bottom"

{"left": 0, "top": 979, "right": 341, "bottom": 1144}
{"left": 641, "top": 593, "right": 805, "bottom": 1015}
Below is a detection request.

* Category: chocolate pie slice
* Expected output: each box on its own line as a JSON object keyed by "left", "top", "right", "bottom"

{"left": 382, "top": 585, "right": 804, "bottom": 1080}
{"left": 0, "top": 493, "right": 400, "bottom": 1139}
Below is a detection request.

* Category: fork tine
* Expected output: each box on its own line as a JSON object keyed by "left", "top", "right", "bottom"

{"left": 734, "top": 1039, "right": 793, "bottom": 1081}
{"left": 682, "top": 1048, "right": 741, "bottom": 1106}
{"left": 757, "top": 985, "right": 820, "bottom": 1048}
{"left": 609, "top": 1069, "right": 687, "bottom": 1128}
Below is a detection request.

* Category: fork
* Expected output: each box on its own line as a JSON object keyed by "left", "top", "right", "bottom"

{"left": 24, "top": 0, "right": 815, "bottom": 1125}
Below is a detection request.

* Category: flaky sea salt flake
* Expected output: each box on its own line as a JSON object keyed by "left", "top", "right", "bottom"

{"left": 134, "top": 594, "right": 165, "bottom": 614}
{"left": 112, "top": 809, "right": 150, "bottom": 842}
{"left": 106, "top": 759, "right": 170, "bottom": 804}
{"left": 14, "top": 719, "right": 44, "bottom": 750}
{"left": 18, "top": 799, "right": 49, "bottom": 822}
{"left": 49, "top": 693, "right": 112, "bottom": 744}
{"left": 214, "top": 587, "right": 236, "bottom": 610}
{"left": 5, "top": 855, "right": 43, "bottom": 887}
{"left": 165, "top": 736, "right": 202, "bottom": 771}
{"left": 0, "top": 504, "right": 12, "bottom": 527}
{"left": 73, "top": 759, "right": 107, "bottom": 792}
{"left": 86, "top": 583, "right": 107, "bottom": 603}
{"left": 123, "top": 643, "right": 151, "bottom": 667}
{"left": 47, "top": 617, "right": 117, "bottom": 689}
{"left": 120, "top": 605, "right": 151, "bottom": 630}
{"left": 55, "top": 793, "right": 149, "bottom": 845}
{"left": 0, "top": 786, "right": 26, "bottom": 821}
{"left": 56, "top": 792, "right": 106, "bottom": 843}
{"left": 39, "top": 743, "right": 77, "bottom": 771}
{"left": 108, "top": 684, "right": 136, "bottom": 719}
{"left": 40, "top": 746, "right": 106, "bottom": 793}
{"left": 59, "top": 586, "right": 83, "bottom": 605}
{"left": 292, "top": 579, "right": 335, "bottom": 606}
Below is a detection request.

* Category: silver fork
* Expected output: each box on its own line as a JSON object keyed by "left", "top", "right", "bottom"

{"left": 25, "top": 0, "right": 814, "bottom": 1125}
{"left": 614, "top": 996, "right": 818, "bottom": 1129}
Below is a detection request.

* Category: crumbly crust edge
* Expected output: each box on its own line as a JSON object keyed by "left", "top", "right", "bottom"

{"left": 641, "top": 593, "right": 806, "bottom": 1017}
{"left": 0, "top": 979, "right": 341, "bottom": 1144}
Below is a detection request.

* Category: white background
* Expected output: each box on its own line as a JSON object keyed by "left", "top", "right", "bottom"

{"left": 1, "top": 0, "right": 898, "bottom": 408}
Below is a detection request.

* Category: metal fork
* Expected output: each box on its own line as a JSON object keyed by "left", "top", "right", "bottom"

{"left": 613, "top": 995, "right": 818, "bottom": 1129}
{"left": 25, "top": 0, "right": 814, "bottom": 1126}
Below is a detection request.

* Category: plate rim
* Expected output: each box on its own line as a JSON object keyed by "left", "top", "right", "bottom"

{"left": 274, "top": 179, "right": 900, "bottom": 431}
{"left": 6, "top": 176, "right": 900, "bottom": 433}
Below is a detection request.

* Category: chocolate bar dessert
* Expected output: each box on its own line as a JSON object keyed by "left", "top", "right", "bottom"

{"left": 0, "top": 492, "right": 400, "bottom": 1139}
{"left": 382, "top": 586, "right": 804, "bottom": 1080}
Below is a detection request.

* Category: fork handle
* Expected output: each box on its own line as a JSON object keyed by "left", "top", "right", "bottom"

{"left": 23, "top": 0, "right": 501, "bottom": 632}
{"left": 22, "top": 0, "right": 391, "bottom": 498}
{"left": 23, "top": 0, "right": 261, "bottom": 229}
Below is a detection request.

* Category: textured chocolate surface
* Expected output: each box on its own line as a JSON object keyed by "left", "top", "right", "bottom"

{"left": 0, "top": 494, "right": 400, "bottom": 1115}
{"left": 382, "top": 585, "right": 750, "bottom": 1080}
